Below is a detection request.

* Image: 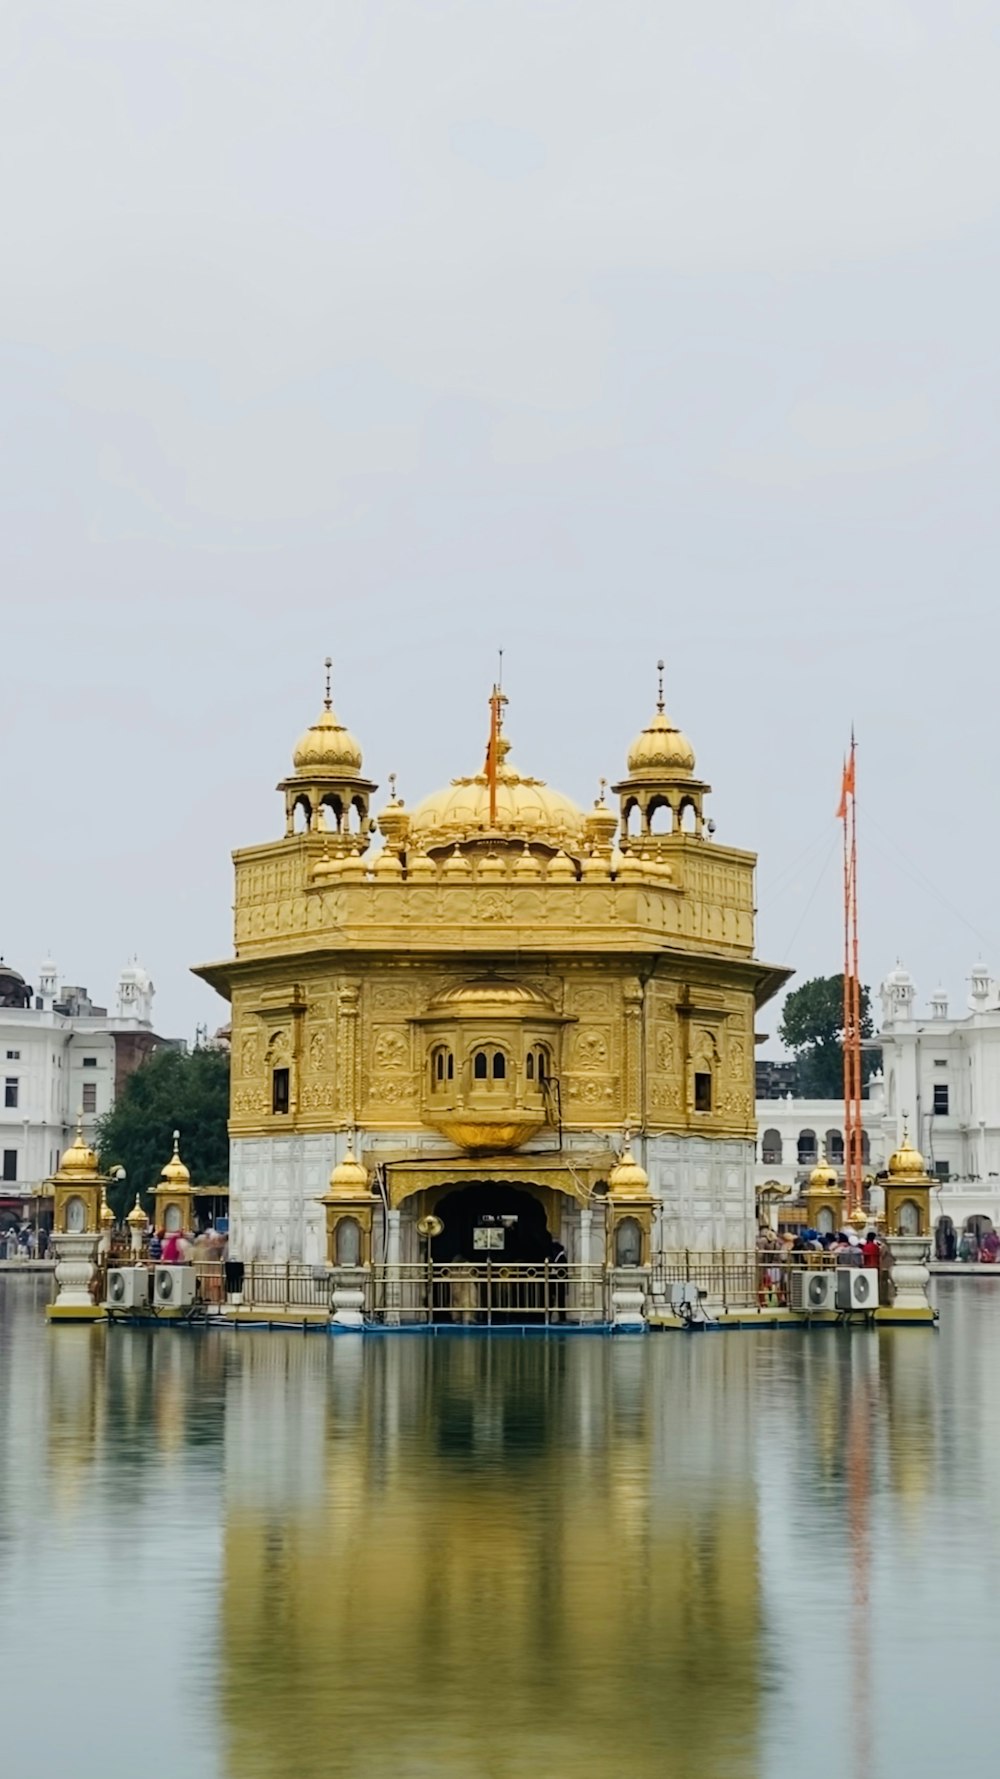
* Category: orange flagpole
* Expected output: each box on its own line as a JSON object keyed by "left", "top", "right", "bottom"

{"left": 839, "top": 736, "right": 862, "bottom": 1217}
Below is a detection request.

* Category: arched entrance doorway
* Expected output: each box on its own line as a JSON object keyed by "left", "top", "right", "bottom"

{"left": 430, "top": 1182, "right": 553, "bottom": 1264}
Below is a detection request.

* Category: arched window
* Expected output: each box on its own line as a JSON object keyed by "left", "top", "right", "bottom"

{"left": 816, "top": 1207, "right": 835, "bottom": 1236}
{"left": 473, "top": 1049, "right": 488, "bottom": 1080}
{"left": 614, "top": 1217, "right": 642, "bottom": 1266}
{"left": 164, "top": 1204, "right": 182, "bottom": 1233}
{"left": 827, "top": 1129, "right": 845, "bottom": 1165}
{"left": 797, "top": 1129, "right": 817, "bottom": 1166}
{"left": 335, "top": 1217, "right": 361, "bottom": 1265}
{"left": 897, "top": 1199, "right": 920, "bottom": 1236}
{"left": 535, "top": 1046, "right": 549, "bottom": 1083}
{"left": 64, "top": 1195, "right": 86, "bottom": 1234}
{"left": 431, "top": 1047, "right": 453, "bottom": 1091}
{"left": 526, "top": 1052, "right": 534, "bottom": 1081}
{"left": 648, "top": 797, "right": 672, "bottom": 835}
{"left": 761, "top": 1128, "right": 782, "bottom": 1164}
{"left": 293, "top": 795, "right": 312, "bottom": 833}
{"left": 492, "top": 1050, "right": 506, "bottom": 1081}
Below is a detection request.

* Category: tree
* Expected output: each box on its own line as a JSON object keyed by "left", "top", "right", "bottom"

{"left": 97, "top": 1045, "right": 230, "bottom": 1219}
{"left": 777, "top": 974, "right": 876, "bottom": 1100}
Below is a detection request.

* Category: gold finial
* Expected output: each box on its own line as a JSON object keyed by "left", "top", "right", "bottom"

{"left": 173, "top": 1128, "right": 181, "bottom": 1157}
{"left": 656, "top": 658, "right": 665, "bottom": 713}
{"left": 389, "top": 772, "right": 398, "bottom": 804}
{"left": 323, "top": 656, "right": 333, "bottom": 712}
{"left": 596, "top": 776, "right": 607, "bottom": 807}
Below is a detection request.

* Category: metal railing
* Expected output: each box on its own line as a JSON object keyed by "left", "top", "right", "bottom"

{"left": 651, "top": 1249, "right": 837, "bottom": 1312}
{"left": 368, "top": 1261, "right": 606, "bottom": 1326}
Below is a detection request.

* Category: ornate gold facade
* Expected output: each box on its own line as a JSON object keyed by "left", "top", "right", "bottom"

{"left": 195, "top": 666, "right": 788, "bottom": 1259}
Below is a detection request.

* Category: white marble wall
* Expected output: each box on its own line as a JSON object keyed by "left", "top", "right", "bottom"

{"left": 230, "top": 1128, "right": 754, "bottom": 1262}
{"left": 645, "top": 1134, "right": 755, "bottom": 1252}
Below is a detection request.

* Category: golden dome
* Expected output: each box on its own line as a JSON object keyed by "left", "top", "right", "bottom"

{"left": 626, "top": 661, "right": 695, "bottom": 775}
{"left": 58, "top": 1125, "right": 100, "bottom": 1179}
{"left": 99, "top": 1192, "right": 115, "bottom": 1228}
{"left": 407, "top": 735, "right": 585, "bottom": 855}
{"left": 807, "top": 1157, "right": 840, "bottom": 1191}
{"left": 426, "top": 977, "right": 555, "bottom": 1015}
{"left": 608, "top": 1143, "right": 650, "bottom": 1197}
{"left": 291, "top": 659, "right": 363, "bottom": 777}
{"left": 327, "top": 1147, "right": 371, "bottom": 1197}
{"left": 293, "top": 708, "right": 363, "bottom": 776}
{"left": 126, "top": 1194, "right": 148, "bottom": 1229}
{"left": 888, "top": 1130, "right": 927, "bottom": 1180}
{"left": 160, "top": 1132, "right": 191, "bottom": 1190}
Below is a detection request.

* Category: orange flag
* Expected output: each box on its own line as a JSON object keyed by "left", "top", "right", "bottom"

{"left": 836, "top": 752, "right": 855, "bottom": 820}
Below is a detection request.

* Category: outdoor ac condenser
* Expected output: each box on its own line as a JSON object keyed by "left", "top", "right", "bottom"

{"left": 835, "top": 1267, "right": 879, "bottom": 1311}
{"left": 106, "top": 1267, "right": 151, "bottom": 1310}
{"left": 789, "top": 1269, "right": 837, "bottom": 1313}
{"left": 153, "top": 1265, "right": 197, "bottom": 1309}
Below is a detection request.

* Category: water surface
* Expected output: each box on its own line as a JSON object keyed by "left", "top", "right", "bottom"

{"left": 0, "top": 1279, "right": 994, "bottom": 1778}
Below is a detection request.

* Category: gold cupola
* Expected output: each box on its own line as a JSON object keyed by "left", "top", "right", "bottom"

{"left": 406, "top": 687, "right": 586, "bottom": 859}
{"left": 153, "top": 1130, "right": 195, "bottom": 1235}
{"left": 278, "top": 658, "right": 377, "bottom": 850}
{"left": 612, "top": 661, "right": 711, "bottom": 854}
{"left": 319, "top": 1142, "right": 378, "bottom": 1267}
{"left": 49, "top": 1114, "right": 108, "bottom": 1236}
{"left": 884, "top": 1124, "right": 932, "bottom": 1238}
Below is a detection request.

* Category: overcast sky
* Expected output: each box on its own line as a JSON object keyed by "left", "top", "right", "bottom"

{"left": 2, "top": 1, "right": 997, "bottom": 1044}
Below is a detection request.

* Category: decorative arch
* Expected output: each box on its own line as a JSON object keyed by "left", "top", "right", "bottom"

{"left": 797, "top": 1128, "right": 817, "bottom": 1165}
{"left": 761, "top": 1128, "right": 782, "bottom": 1165}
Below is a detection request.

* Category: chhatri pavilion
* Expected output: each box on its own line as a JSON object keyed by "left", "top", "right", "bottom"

{"left": 195, "top": 663, "right": 789, "bottom": 1275}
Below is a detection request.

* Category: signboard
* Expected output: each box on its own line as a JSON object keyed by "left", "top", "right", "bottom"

{"left": 473, "top": 1227, "right": 505, "bottom": 1251}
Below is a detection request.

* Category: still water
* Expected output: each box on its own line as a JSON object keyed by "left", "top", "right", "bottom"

{"left": 0, "top": 1278, "right": 996, "bottom": 1779}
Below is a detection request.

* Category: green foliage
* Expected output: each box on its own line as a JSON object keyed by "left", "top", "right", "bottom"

{"left": 777, "top": 974, "right": 876, "bottom": 1099}
{"left": 97, "top": 1045, "right": 230, "bottom": 1219}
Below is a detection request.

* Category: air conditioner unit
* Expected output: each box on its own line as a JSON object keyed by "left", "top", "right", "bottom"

{"left": 836, "top": 1267, "right": 879, "bottom": 1312}
{"left": 153, "top": 1265, "right": 197, "bottom": 1309}
{"left": 106, "top": 1267, "right": 151, "bottom": 1310}
{"left": 789, "top": 1269, "right": 837, "bottom": 1314}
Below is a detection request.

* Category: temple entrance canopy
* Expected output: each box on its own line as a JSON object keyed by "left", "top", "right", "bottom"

{"left": 431, "top": 1182, "right": 553, "bottom": 1264}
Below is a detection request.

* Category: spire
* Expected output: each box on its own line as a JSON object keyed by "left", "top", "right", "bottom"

{"left": 656, "top": 657, "right": 665, "bottom": 714}
{"left": 323, "top": 655, "right": 332, "bottom": 713}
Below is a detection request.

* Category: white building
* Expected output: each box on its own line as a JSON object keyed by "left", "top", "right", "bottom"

{"left": 754, "top": 961, "right": 1000, "bottom": 1235}
{"left": 0, "top": 957, "right": 163, "bottom": 1195}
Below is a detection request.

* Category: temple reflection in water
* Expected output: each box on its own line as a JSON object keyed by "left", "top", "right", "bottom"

{"left": 219, "top": 1336, "right": 761, "bottom": 1779}
{"left": 13, "top": 1294, "right": 962, "bottom": 1779}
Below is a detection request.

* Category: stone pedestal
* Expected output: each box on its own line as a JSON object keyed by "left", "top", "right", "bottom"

{"left": 886, "top": 1235, "right": 934, "bottom": 1320}
{"left": 331, "top": 1268, "right": 366, "bottom": 1330}
{"left": 610, "top": 1268, "right": 648, "bottom": 1331}
{"left": 47, "top": 1232, "right": 103, "bottom": 1321}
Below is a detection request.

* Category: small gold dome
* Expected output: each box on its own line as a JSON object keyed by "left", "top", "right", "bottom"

{"left": 58, "top": 1127, "right": 100, "bottom": 1179}
{"left": 99, "top": 1193, "right": 115, "bottom": 1227}
{"left": 293, "top": 707, "right": 363, "bottom": 776}
{"left": 426, "top": 977, "right": 555, "bottom": 1014}
{"left": 327, "top": 1147, "right": 371, "bottom": 1196}
{"left": 627, "top": 710, "right": 695, "bottom": 775}
{"left": 160, "top": 1133, "right": 191, "bottom": 1189}
{"left": 608, "top": 1143, "right": 650, "bottom": 1196}
{"left": 126, "top": 1195, "right": 147, "bottom": 1229}
{"left": 888, "top": 1130, "right": 927, "bottom": 1180}
{"left": 626, "top": 661, "right": 696, "bottom": 775}
{"left": 807, "top": 1157, "right": 840, "bottom": 1191}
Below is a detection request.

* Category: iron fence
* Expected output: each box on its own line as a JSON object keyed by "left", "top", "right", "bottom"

{"left": 651, "top": 1249, "right": 837, "bottom": 1312}
{"left": 368, "top": 1261, "right": 606, "bottom": 1326}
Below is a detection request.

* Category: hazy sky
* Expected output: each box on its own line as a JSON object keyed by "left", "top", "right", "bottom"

{"left": 2, "top": 1, "right": 997, "bottom": 1044}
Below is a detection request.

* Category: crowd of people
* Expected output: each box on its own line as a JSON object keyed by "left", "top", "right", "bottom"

{"left": 0, "top": 1224, "right": 48, "bottom": 1261}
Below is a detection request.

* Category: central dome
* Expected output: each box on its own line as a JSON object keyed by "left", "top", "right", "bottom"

{"left": 408, "top": 738, "right": 585, "bottom": 855}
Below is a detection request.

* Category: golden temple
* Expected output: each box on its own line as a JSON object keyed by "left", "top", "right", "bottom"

{"left": 195, "top": 660, "right": 789, "bottom": 1276}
